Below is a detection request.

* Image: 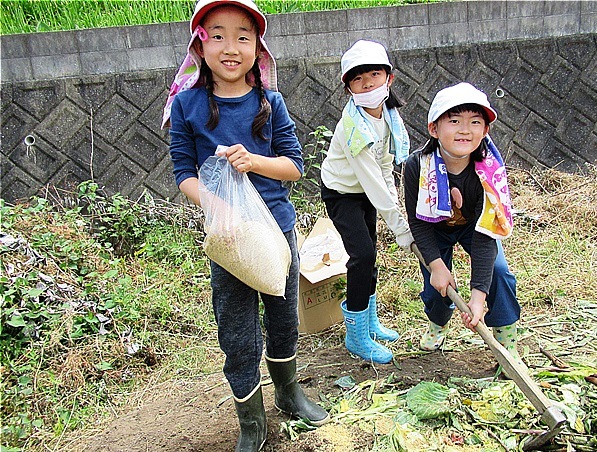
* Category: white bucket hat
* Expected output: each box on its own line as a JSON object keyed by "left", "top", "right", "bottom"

{"left": 340, "top": 40, "right": 393, "bottom": 83}
{"left": 428, "top": 82, "right": 497, "bottom": 124}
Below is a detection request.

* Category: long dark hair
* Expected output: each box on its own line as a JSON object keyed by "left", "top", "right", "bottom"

{"left": 420, "top": 103, "right": 490, "bottom": 161}
{"left": 199, "top": 7, "right": 271, "bottom": 140}
{"left": 343, "top": 64, "right": 405, "bottom": 109}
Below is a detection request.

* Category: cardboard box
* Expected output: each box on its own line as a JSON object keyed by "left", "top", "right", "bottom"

{"left": 297, "top": 218, "right": 348, "bottom": 334}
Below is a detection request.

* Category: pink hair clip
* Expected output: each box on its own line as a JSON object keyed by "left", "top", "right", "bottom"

{"left": 195, "top": 26, "right": 208, "bottom": 42}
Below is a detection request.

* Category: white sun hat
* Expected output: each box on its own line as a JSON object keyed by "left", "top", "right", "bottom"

{"left": 428, "top": 82, "right": 497, "bottom": 124}
{"left": 340, "top": 40, "right": 393, "bottom": 83}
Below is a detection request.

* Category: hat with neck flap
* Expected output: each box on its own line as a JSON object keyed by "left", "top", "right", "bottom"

{"left": 161, "top": 0, "right": 277, "bottom": 129}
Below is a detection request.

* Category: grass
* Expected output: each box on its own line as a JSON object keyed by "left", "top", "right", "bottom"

{"left": 2, "top": 2, "right": 593, "bottom": 449}
{"left": 0, "top": 0, "right": 436, "bottom": 35}
{"left": 0, "top": 183, "right": 214, "bottom": 450}
{"left": 1, "top": 162, "right": 596, "bottom": 451}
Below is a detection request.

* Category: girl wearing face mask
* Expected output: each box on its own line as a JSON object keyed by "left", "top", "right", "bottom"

{"left": 320, "top": 40, "right": 413, "bottom": 364}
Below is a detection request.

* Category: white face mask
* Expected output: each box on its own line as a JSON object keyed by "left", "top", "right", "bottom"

{"left": 351, "top": 81, "right": 389, "bottom": 109}
{"left": 438, "top": 140, "right": 469, "bottom": 160}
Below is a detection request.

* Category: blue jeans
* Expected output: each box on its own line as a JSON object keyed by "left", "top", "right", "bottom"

{"left": 211, "top": 229, "right": 300, "bottom": 399}
{"left": 419, "top": 225, "right": 520, "bottom": 328}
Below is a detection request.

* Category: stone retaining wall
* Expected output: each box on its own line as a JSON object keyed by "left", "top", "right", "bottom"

{"left": 1, "top": 1, "right": 596, "bottom": 203}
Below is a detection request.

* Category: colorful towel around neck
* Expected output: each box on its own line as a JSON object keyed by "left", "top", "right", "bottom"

{"left": 341, "top": 98, "right": 410, "bottom": 165}
{"left": 415, "top": 136, "right": 513, "bottom": 239}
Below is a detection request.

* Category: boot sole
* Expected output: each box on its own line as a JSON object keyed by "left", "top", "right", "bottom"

{"left": 274, "top": 403, "right": 330, "bottom": 427}
{"left": 346, "top": 348, "right": 393, "bottom": 364}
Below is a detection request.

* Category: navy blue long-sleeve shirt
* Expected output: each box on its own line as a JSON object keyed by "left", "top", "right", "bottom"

{"left": 169, "top": 87, "right": 303, "bottom": 233}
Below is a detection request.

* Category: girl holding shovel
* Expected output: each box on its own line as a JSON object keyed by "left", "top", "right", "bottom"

{"left": 403, "top": 82, "right": 526, "bottom": 376}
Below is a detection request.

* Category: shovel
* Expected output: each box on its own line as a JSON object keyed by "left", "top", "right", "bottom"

{"left": 410, "top": 243, "right": 566, "bottom": 450}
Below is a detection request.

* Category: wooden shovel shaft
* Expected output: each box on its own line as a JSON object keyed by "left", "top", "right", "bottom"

{"left": 410, "top": 244, "right": 565, "bottom": 430}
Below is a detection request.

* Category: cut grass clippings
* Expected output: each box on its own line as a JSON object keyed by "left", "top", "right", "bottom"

{"left": 298, "top": 363, "right": 597, "bottom": 451}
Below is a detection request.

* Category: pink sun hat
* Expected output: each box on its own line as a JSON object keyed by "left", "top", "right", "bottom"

{"left": 190, "top": 0, "right": 267, "bottom": 37}
{"left": 161, "top": 0, "right": 277, "bottom": 129}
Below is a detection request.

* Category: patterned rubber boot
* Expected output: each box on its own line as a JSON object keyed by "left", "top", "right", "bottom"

{"left": 368, "top": 294, "right": 399, "bottom": 342}
{"left": 493, "top": 323, "right": 528, "bottom": 378}
{"left": 420, "top": 321, "right": 449, "bottom": 351}
{"left": 341, "top": 301, "right": 393, "bottom": 364}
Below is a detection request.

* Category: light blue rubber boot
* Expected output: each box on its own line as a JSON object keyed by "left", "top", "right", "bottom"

{"left": 341, "top": 301, "right": 393, "bottom": 364}
{"left": 368, "top": 294, "right": 399, "bottom": 342}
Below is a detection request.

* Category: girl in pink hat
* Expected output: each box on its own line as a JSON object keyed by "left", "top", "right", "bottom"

{"left": 320, "top": 40, "right": 413, "bottom": 365}
{"left": 403, "top": 82, "right": 525, "bottom": 378}
{"left": 165, "top": 1, "right": 328, "bottom": 450}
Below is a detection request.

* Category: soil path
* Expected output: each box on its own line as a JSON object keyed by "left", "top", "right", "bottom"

{"left": 69, "top": 342, "right": 497, "bottom": 452}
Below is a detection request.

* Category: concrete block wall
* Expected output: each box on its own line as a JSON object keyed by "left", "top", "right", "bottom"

{"left": 1, "top": 0, "right": 596, "bottom": 203}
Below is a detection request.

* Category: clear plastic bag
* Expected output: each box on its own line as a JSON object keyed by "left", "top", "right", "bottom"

{"left": 199, "top": 151, "right": 291, "bottom": 296}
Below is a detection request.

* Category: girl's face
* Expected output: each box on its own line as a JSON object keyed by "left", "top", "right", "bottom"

{"left": 198, "top": 6, "right": 258, "bottom": 96}
{"left": 429, "top": 110, "right": 489, "bottom": 160}
{"left": 348, "top": 69, "right": 392, "bottom": 94}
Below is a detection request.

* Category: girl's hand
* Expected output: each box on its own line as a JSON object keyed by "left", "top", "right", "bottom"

{"left": 461, "top": 289, "right": 487, "bottom": 331}
{"left": 215, "top": 144, "right": 300, "bottom": 181}
{"left": 428, "top": 259, "right": 455, "bottom": 297}
{"left": 217, "top": 144, "right": 254, "bottom": 173}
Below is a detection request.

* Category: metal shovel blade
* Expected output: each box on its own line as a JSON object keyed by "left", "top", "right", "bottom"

{"left": 522, "top": 406, "right": 567, "bottom": 450}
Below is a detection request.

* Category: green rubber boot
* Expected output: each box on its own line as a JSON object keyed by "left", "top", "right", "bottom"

{"left": 233, "top": 384, "right": 267, "bottom": 452}
{"left": 265, "top": 355, "right": 330, "bottom": 426}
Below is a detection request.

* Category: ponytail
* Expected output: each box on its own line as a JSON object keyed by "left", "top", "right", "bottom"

{"left": 202, "top": 62, "right": 220, "bottom": 131}
{"left": 420, "top": 137, "right": 438, "bottom": 155}
{"left": 251, "top": 61, "right": 271, "bottom": 141}
{"left": 386, "top": 90, "right": 405, "bottom": 109}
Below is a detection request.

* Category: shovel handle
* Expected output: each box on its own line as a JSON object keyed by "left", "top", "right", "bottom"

{"left": 410, "top": 243, "right": 566, "bottom": 431}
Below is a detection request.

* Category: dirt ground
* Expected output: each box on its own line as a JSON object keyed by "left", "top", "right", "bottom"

{"left": 68, "top": 337, "right": 499, "bottom": 452}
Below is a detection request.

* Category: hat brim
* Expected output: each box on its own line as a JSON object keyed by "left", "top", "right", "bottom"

{"left": 190, "top": 0, "right": 266, "bottom": 37}
{"left": 429, "top": 102, "right": 497, "bottom": 124}
{"left": 341, "top": 63, "right": 392, "bottom": 84}
{"left": 427, "top": 83, "right": 498, "bottom": 124}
